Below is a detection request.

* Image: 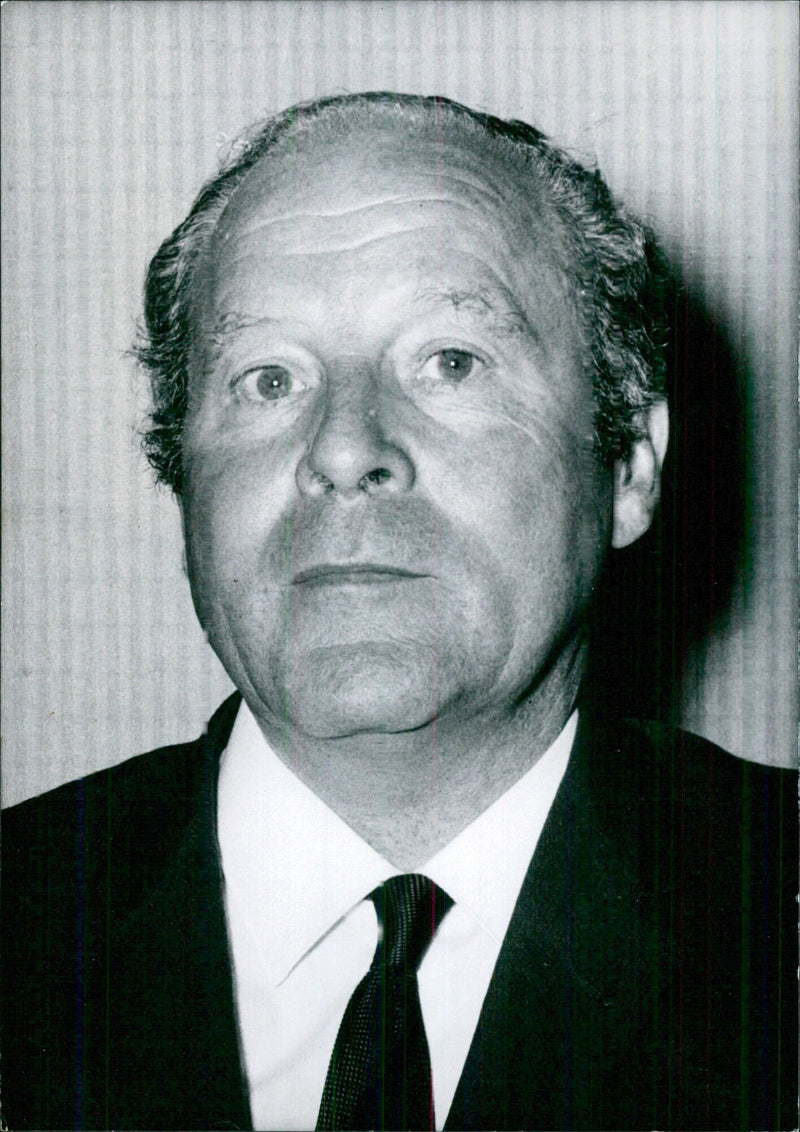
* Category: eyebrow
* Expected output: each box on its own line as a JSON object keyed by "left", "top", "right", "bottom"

{"left": 205, "top": 286, "right": 538, "bottom": 359}
{"left": 204, "top": 311, "right": 285, "bottom": 367}
{"left": 413, "top": 286, "right": 537, "bottom": 344}
{"left": 209, "top": 311, "right": 281, "bottom": 346}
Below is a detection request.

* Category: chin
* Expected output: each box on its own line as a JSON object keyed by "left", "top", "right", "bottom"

{"left": 279, "top": 646, "right": 442, "bottom": 738}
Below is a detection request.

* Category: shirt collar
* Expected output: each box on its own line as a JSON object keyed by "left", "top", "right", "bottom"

{"left": 422, "top": 712, "right": 575, "bottom": 942}
{"left": 217, "top": 703, "right": 575, "bottom": 987}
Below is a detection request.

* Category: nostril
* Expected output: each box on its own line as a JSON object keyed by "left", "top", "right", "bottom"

{"left": 296, "top": 457, "right": 336, "bottom": 497}
{"left": 358, "top": 467, "right": 392, "bottom": 492}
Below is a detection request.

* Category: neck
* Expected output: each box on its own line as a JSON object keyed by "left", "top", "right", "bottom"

{"left": 254, "top": 647, "right": 584, "bottom": 870}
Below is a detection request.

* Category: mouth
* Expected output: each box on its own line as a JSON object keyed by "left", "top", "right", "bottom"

{"left": 292, "top": 564, "right": 429, "bottom": 588}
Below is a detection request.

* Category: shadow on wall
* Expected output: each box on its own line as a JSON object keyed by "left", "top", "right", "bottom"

{"left": 590, "top": 268, "right": 748, "bottom": 727}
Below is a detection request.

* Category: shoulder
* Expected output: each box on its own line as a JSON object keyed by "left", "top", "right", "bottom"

{"left": 585, "top": 708, "right": 795, "bottom": 819}
{"left": 571, "top": 712, "right": 797, "bottom": 1128}
{"left": 2, "top": 694, "right": 241, "bottom": 915}
{"left": 4, "top": 693, "right": 240, "bottom": 822}
{"left": 617, "top": 716, "right": 796, "bottom": 838}
{"left": 1, "top": 695, "right": 241, "bottom": 1131}
{"left": 575, "top": 708, "right": 797, "bottom": 906}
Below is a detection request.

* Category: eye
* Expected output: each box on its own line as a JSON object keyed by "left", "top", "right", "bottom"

{"left": 417, "top": 348, "right": 483, "bottom": 385}
{"left": 235, "top": 364, "right": 296, "bottom": 403}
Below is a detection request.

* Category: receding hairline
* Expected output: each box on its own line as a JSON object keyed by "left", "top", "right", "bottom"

{"left": 196, "top": 98, "right": 582, "bottom": 365}
{"left": 190, "top": 107, "right": 582, "bottom": 388}
{"left": 207, "top": 95, "right": 570, "bottom": 263}
{"left": 136, "top": 93, "right": 664, "bottom": 491}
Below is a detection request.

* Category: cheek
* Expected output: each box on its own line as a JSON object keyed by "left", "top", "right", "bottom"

{"left": 437, "top": 420, "right": 611, "bottom": 608}
{"left": 432, "top": 394, "right": 597, "bottom": 515}
{"left": 181, "top": 441, "right": 293, "bottom": 618}
{"left": 184, "top": 415, "right": 298, "bottom": 524}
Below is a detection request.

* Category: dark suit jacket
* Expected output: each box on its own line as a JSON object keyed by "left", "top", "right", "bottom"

{"left": 3, "top": 693, "right": 797, "bottom": 1131}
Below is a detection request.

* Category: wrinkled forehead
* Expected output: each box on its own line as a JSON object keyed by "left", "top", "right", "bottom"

{"left": 211, "top": 114, "right": 571, "bottom": 283}
{"left": 191, "top": 116, "right": 586, "bottom": 386}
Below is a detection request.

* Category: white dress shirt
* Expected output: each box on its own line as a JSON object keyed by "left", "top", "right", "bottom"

{"left": 217, "top": 703, "right": 575, "bottom": 1131}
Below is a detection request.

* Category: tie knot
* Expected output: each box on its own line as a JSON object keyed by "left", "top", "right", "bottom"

{"left": 371, "top": 874, "right": 453, "bottom": 972}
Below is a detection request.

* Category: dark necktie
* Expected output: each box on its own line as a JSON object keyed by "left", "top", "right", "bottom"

{"left": 316, "top": 873, "right": 454, "bottom": 1131}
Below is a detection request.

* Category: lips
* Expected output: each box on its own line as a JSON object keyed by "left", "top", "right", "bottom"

{"left": 292, "top": 564, "right": 428, "bottom": 588}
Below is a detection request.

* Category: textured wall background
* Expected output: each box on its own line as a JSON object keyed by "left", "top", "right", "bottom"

{"left": 2, "top": 0, "right": 797, "bottom": 805}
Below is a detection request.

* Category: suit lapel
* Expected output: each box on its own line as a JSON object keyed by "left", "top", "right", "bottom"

{"left": 95, "top": 697, "right": 651, "bottom": 1131}
{"left": 105, "top": 697, "right": 253, "bottom": 1131}
{"left": 445, "top": 709, "right": 654, "bottom": 1131}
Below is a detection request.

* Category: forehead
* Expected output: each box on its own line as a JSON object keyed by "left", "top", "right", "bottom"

{"left": 201, "top": 117, "right": 577, "bottom": 351}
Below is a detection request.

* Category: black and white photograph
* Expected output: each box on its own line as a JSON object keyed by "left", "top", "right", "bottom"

{"left": 2, "top": 2, "right": 797, "bottom": 1129}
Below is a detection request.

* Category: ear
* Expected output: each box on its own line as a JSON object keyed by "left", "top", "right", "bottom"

{"left": 611, "top": 399, "right": 669, "bottom": 549}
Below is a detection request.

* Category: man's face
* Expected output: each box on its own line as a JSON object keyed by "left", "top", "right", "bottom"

{"left": 182, "top": 119, "right": 613, "bottom": 740}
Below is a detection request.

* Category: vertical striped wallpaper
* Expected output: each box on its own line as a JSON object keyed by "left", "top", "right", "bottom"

{"left": 2, "top": 0, "right": 797, "bottom": 804}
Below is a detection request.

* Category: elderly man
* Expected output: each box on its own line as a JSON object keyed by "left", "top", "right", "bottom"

{"left": 3, "top": 93, "right": 796, "bottom": 1131}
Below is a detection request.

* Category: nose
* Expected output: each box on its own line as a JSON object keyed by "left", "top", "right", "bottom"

{"left": 296, "top": 366, "right": 415, "bottom": 498}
